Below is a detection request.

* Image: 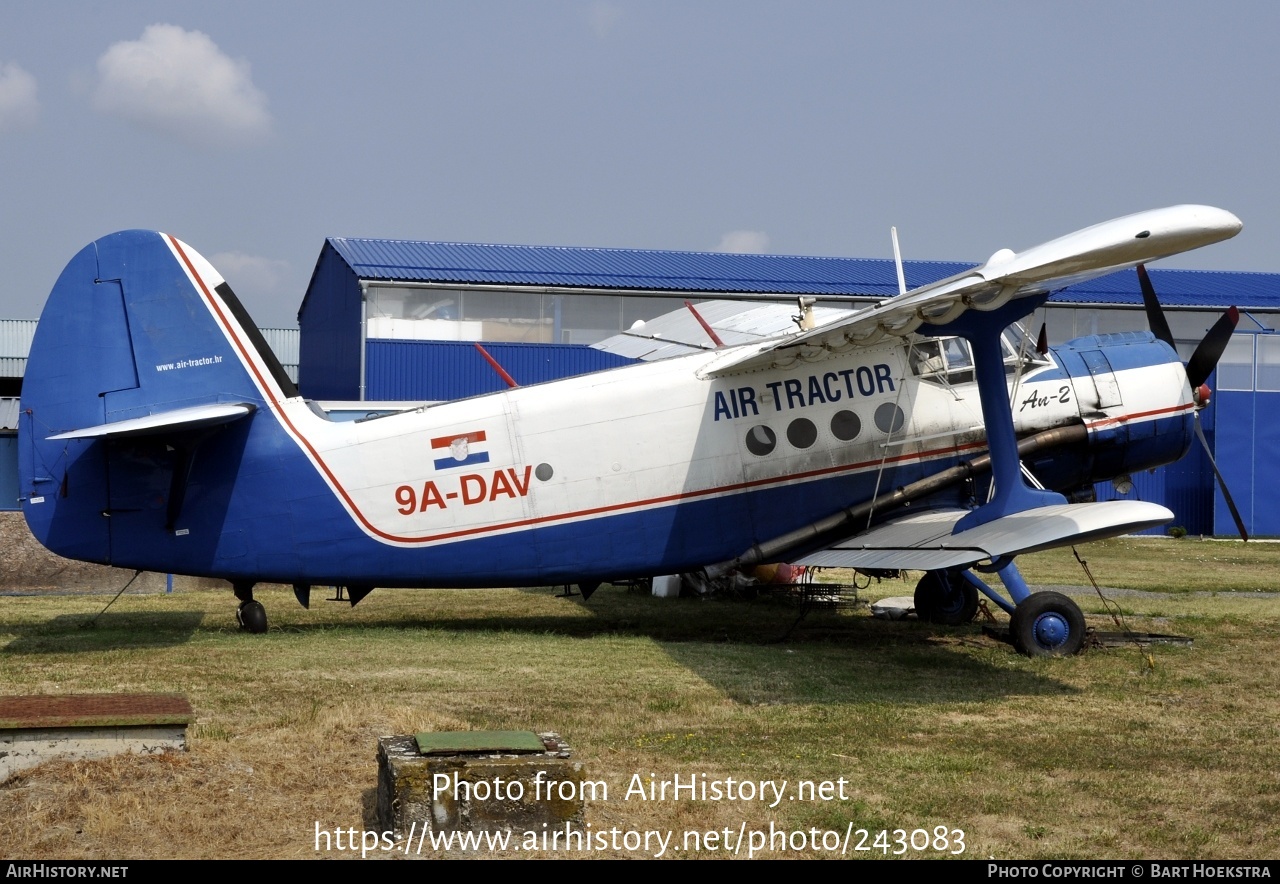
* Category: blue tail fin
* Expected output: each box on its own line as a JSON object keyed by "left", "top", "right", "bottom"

{"left": 19, "top": 230, "right": 294, "bottom": 563}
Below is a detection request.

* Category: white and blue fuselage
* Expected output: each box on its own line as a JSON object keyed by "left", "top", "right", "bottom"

{"left": 17, "top": 229, "right": 1200, "bottom": 589}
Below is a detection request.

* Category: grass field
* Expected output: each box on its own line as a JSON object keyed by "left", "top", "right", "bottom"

{"left": 2, "top": 537, "right": 1278, "bottom": 860}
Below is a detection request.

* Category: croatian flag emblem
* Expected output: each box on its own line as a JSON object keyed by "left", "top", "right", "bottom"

{"left": 432, "top": 430, "right": 490, "bottom": 470}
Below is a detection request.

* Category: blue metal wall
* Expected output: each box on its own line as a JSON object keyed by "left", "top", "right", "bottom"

{"left": 1214, "top": 389, "right": 1280, "bottom": 537}
{"left": 298, "top": 244, "right": 364, "bottom": 400}
{"left": 0, "top": 434, "right": 17, "bottom": 511}
{"left": 366, "top": 339, "right": 636, "bottom": 401}
{"left": 1092, "top": 448, "right": 1211, "bottom": 536}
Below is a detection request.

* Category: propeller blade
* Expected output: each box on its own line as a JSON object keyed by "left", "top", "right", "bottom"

{"left": 1137, "top": 264, "right": 1176, "bottom": 350}
{"left": 1036, "top": 322, "right": 1049, "bottom": 356}
{"left": 1186, "top": 306, "right": 1240, "bottom": 389}
{"left": 1193, "top": 412, "right": 1249, "bottom": 541}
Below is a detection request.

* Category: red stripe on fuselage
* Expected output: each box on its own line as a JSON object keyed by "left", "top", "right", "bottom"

{"left": 431, "top": 430, "right": 486, "bottom": 449}
{"left": 1084, "top": 402, "right": 1193, "bottom": 428}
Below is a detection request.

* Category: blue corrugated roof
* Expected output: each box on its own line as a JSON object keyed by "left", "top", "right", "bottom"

{"left": 323, "top": 238, "right": 1280, "bottom": 309}
{"left": 1047, "top": 267, "right": 1280, "bottom": 309}
{"left": 325, "top": 237, "right": 972, "bottom": 297}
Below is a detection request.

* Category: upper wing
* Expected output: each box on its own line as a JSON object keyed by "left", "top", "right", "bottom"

{"left": 703, "top": 205, "right": 1241, "bottom": 377}
{"left": 592, "top": 299, "right": 854, "bottom": 362}
{"left": 796, "top": 500, "right": 1174, "bottom": 572}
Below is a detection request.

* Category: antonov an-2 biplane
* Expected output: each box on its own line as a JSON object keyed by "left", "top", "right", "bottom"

{"left": 17, "top": 205, "right": 1243, "bottom": 655}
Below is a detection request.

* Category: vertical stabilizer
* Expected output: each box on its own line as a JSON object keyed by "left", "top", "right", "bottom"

{"left": 19, "top": 230, "right": 294, "bottom": 563}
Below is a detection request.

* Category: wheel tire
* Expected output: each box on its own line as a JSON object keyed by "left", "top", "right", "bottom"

{"left": 237, "top": 600, "right": 268, "bottom": 634}
{"left": 914, "top": 569, "right": 979, "bottom": 625}
{"left": 1009, "top": 591, "right": 1085, "bottom": 657}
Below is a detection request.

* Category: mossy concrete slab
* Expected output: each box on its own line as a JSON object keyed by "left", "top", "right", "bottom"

{"left": 377, "top": 732, "right": 584, "bottom": 839}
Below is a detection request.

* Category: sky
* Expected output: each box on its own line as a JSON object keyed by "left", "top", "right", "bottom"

{"left": 1, "top": 1, "right": 1277, "bottom": 327}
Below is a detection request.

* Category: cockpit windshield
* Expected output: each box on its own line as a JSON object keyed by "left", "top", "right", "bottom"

{"left": 909, "top": 322, "right": 1049, "bottom": 385}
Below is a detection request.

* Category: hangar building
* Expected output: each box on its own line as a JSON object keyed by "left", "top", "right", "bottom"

{"left": 298, "top": 238, "right": 1280, "bottom": 537}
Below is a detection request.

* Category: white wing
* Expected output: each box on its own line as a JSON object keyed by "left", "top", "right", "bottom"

{"left": 797, "top": 501, "right": 1174, "bottom": 572}
{"left": 704, "top": 205, "right": 1241, "bottom": 377}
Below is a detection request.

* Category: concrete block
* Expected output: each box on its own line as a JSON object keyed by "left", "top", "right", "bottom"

{"left": 377, "top": 732, "right": 584, "bottom": 839}
{"left": 0, "top": 694, "right": 191, "bottom": 781}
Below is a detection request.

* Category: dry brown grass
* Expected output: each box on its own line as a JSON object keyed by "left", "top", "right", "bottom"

{"left": 2, "top": 544, "right": 1279, "bottom": 860}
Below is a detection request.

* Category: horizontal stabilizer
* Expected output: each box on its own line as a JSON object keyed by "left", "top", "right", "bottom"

{"left": 47, "top": 403, "right": 256, "bottom": 441}
{"left": 798, "top": 500, "right": 1173, "bottom": 571}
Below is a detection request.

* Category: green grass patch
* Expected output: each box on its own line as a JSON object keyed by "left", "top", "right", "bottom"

{"left": 2, "top": 541, "right": 1279, "bottom": 859}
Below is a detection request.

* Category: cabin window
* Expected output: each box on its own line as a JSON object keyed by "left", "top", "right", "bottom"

{"left": 830, "top": 410, "right": 861, "bottom": 442}
{"left": 874, "top": 403, "right": 905, "bottom": 435}
{"left": 786, "top": 418, "right": 817, "bottom": 449}
{"left": 745, "top": 425, "right": 777, "bottom": 456}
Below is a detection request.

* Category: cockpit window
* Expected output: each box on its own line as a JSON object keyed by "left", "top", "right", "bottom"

{"left": 910, "top": 337, "right": 974, "bottom": 384}
{"left": 910, "top": 323, "right": 1048, "bottom": 385}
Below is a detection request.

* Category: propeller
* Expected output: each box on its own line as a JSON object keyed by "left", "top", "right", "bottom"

{"left": 1136, "top": 264, "right": 1248, "bottom": 540}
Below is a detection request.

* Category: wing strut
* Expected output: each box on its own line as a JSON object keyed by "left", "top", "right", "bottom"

{"left": 930, "top": 298, "right": 1066, "bottom": 531}
{"left": 684, "top": 301, "right": 725, "bottom": 347}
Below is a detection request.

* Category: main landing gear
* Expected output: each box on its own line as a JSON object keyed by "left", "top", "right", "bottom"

{"left": 915, "top": 561, "right": 1086, "bottom": 658}
{"left": 230, "top": 581, "right": 377, "bottom": 632}
{"left": 913, "top": 569, "right": 979, "bottom": 625}
{"left": 1008, "top": 590, "right": 1085, "bottom": 657}
{"left": 233, "top": 581, "right": 267, "bottom": 634}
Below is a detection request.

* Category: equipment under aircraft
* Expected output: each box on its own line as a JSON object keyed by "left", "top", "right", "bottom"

{"left": 16, "top": 205, "right": 1244, "bottom": 655}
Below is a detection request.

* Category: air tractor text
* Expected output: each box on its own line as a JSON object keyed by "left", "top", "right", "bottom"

{"left": 713, "top": 365, "right": 895, "bottom": 422}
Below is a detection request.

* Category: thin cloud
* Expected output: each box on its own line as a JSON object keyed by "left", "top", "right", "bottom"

{"left": 210, "top": 251, "right": 291, "bottom": 297}
{"left": 715, "top": 230, "right": 771, "bottom": 254}
{"left": 93, "top": 24, "right": 271, "bottom": 146}
{"left": 0, "top": 62, "right": 39, "bottom": 133}
{"left": 587, "top": 3, "right": 623, "bottom": 39}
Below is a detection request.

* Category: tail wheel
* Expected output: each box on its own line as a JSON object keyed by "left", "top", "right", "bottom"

{"left": 1010, "top": 591, "right": 1085, "bottom": 657}
{"left": 914, "top": 569, "right": 979, "bottom": 625}
{"left": 237, "top": 600, "right": 268, "bottom": 634}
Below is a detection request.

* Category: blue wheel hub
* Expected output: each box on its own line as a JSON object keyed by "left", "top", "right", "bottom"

{"left": 1032, "top": 612, "right": 1070, "bottom": 649}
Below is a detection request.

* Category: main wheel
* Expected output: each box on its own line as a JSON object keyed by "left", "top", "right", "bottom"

{"left": 914, "top": 569, "right": 979, "bottom": 625}
{"left": 1009, "top": 591, "right": 1085, "bottom": 657}
{"left": 237, "top": 600, "right": 268, "bottom": 634}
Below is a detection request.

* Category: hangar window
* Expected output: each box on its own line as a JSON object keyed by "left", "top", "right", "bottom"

{"left": 1218, "top": 335, "right": 1255, "bottom": 392}
{"left": 1256, "top": 334, "right": 1280, "bottom": 392}
{"left": 559, "top": 295, "right": 621, "bottom": 344}
{"left": 1074, "top": 308, "right": 1137, "bottom": 338}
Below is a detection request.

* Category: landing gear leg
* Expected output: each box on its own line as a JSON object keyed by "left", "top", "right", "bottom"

{"left": 233, "top": 580, "right": 267, "bottom": 634}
